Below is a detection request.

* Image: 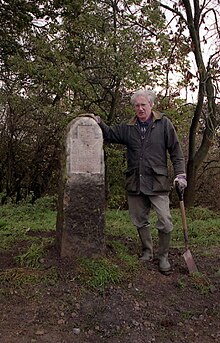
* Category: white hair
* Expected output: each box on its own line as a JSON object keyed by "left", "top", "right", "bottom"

{"left": 130, "top": 89, "right": 157, "bottom": 105}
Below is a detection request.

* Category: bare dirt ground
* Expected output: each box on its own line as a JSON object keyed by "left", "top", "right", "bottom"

{"left": 0, "top": 236, "right": 220, "bottom": 343}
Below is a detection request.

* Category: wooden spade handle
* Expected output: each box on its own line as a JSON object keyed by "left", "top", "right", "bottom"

{"left": 175, "top": 182, "right": 189, "bottom": 249}
{"left": 179, "top": 200, "right": 189, "bottom": 249}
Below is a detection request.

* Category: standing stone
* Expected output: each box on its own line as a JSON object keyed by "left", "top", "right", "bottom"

{"left": 56, "top": 114, "right": 106, "bottom": 258}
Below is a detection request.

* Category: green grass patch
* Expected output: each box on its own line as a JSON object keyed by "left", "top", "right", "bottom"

{"left": 0, "top": 202, "right": 56, "bottom": 232}
{"left": 171, "top": 207, "right": 220, "bottom": 248}
{"left": 106, "top": 209, "right": 138, "bottom": 238}
{"left": 106, "top": 206, "right": 220, "bottom": 249}
{"left": 80, "top": 258, "right": 124, "bottom": 290}
{"left": 176, "top": 272, "right": 212, "bottom": 295}
{"left": 190, "top": 272, "right": 212, "bottom": 295}
{"left": 15, "top": 240, "right": 53, "bottom": 268}
{"left": 0, "top": 266, "right": 59, "bottom": 289}
{"left": 110, "top": 240, "right": 139, "bottom": 271}
{"left": 181, "top": 310, "right": 193, "bottom": 320}
{"left": 0, "top": 201, "right": 56, "bottom": 251}
{"left": 176, "top": 277, "right": 187, "bottom": 289}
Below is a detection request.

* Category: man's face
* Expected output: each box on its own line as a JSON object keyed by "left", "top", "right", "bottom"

{"left": 133, "top": 96, "right": 153, "bottom": 122}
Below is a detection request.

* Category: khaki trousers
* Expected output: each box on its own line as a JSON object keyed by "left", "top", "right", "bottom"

{"left": 127, "top": 193, "right": 173, "bottom": 233}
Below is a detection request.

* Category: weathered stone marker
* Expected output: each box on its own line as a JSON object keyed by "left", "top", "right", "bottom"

{"left": 56, "top": 114, "right": 106, "bottom": 258}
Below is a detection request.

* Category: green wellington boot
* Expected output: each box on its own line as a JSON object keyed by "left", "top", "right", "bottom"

{"left": 158, "top": 231, "right": 171, "bottom": 273}
{"left": 138, "top": 226, "right": 153, "bottom": 261}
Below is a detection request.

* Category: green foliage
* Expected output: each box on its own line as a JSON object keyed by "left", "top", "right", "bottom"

{"left": 171, "top": 207, "right": 220, "bottom": 248}
{"left": 177, "top": 277, "right": 187, "bottom": 289}
{"left": 0, "top": 199, "right": 56, "bottom": 251}
{"left": 186, "top": 207, "right": 218, "bottom": 221}
{"left": 181, "top": 310, "right": 193, "bottom": 320}
{"left": 81, "top": 258, "right": 124, "bottom": 290}
{"left": 0, "top": 0, "right": 183, "bottom": 204}
{"left": 15, "top": 241, "right": 48, "bottom": 268}
{"left": 0, "top": 266, "right": 59, "bottom": 289}
{"left": 34, "top": 195, "right": 58, "bottom": 210}
{"left": 190, "top": 272, "right": 211, "bottom": 295}
{"left": 0, "top": 198, "right": 58, "bottom": 291}
{"left": 157, "top": 97, "right": 193, "bottom": 141}
{"left": 110, "top": 240, "right": 139, "bottom": 271}
{"left": 2, "top": 0, "right": 217, "bottom": 211}
{"left": 106, "top": 210, "right": 138, "bottom": 239}
{"left": 105, "top": 145, "right": 127, "bottom": 209}
{"left": 177, "top": 272, "right": 211, "bottom": 296}
{"left": 106, "top": 206, "right": 220, "bottom": 250}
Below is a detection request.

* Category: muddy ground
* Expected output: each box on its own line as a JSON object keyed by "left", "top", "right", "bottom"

{"left": 0, "top": 235, "right": 220, "bottom": 343}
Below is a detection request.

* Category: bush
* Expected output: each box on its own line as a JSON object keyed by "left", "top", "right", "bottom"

{"left": 105, "top": 144, "right": 127, "bottom": 209}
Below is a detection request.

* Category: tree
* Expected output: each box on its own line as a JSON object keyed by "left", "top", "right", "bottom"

{"left": 58, "top": 0, "right": 174, "bottom": 122}
{"left": 0, "top": 0, "right": 174, "bottom": 202}
{"left": 160, "top": 0, "right": 220, "bottom": 206}
{"left": 0, "top": 0, "right": 68, "bottom": 201}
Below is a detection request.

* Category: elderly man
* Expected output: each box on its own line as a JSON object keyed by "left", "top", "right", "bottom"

{"left": 96, "top": 89, "right": 187, "bottom": 274}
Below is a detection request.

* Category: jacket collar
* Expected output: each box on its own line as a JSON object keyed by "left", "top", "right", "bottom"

{"left": 128, "top": 111, "right": 163, "bottom": 125}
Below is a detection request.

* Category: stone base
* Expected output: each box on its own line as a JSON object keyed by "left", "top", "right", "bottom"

{"left": 56, "top": 174, "right": 106, "bottom": 258}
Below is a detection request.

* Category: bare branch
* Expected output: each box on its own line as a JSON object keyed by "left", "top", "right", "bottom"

{"left": 200, "top": 8, "right": 220, "bottom": 38}
{"left": 207, "top": 51, "right": 220, "bottom": 69}
{"left": 160, "top": 2, "right": 186, "bottom": 23}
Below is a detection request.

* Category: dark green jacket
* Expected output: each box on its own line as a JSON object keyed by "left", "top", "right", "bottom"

{"left": 99, "top": 111, "right": 186, "bottom": 195}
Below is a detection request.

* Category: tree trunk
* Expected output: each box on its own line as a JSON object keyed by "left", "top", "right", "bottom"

{"left": 184, "top": 159, "right": 198, "bottom": 207}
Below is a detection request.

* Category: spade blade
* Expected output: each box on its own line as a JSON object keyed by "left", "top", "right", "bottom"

{"left": 183, "top": 249, "right": 198, "bottom": 274}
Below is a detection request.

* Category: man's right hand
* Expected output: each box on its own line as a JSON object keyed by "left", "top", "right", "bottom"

{"left": 174, "top": 174, "right": 187, "bottom": 192}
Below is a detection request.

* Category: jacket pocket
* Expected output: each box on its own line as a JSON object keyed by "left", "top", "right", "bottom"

{"left": 125, "top": 168, "right": 139, "bottom": 193}
{"left": 152, "top": 166, "right": 170, "bottom": 192}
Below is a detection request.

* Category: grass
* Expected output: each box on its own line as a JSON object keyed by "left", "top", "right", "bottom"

{"left": 181, "top": 310, "right": 194, "bottom": 320}
{"left": 190, "top": 272, "right": 212, "bottom": 294}
{"left": 106, "top": 206, "right": 220, "bottom": 248}
{"left": 15, "top": 241, "right": 51, "bottom": 268}
{"left": 171, "top": 207, "right": 220, "bottom": 248}
{"left": 110, "top": 240, "right": 139, "bottom": 271}
{"left": 176, "top": 272, "right": 212, "bottom": 295}
{"left": 80, "top": 258, "right": 124, "bottom": 290}
{"left": 106, "top": 209, "right": 138, "bottom": 238}
{"left": 0, "top": 266, "right": 59, "bottom": 289}
{"left": 0, "top": 199, "right": 56, "bottom": 251}
{"left": 0, "top": 197, "right": 220, "bottom": 290}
